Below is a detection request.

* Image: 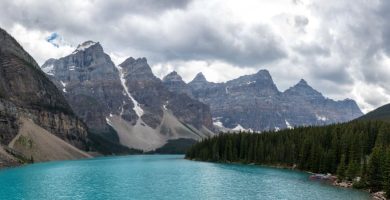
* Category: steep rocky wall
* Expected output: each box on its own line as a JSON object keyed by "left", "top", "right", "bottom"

{"left": 0, "top": 27, "right": 89, "bottom": 152}
{"left": 0, "top": 99, "right": 88, "bottom": 150}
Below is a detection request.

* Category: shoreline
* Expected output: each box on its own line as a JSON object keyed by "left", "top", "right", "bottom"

{"left": 186, "top": 158, "right": 385, "bottom": 199}
{"left": 0, "top": 153, "right": 175, "bottom": 170}
{"left": 2, "top": 156, "right": 386, "bottom": 199}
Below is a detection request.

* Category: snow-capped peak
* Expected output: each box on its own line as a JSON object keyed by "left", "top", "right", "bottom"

{"left": 72, "top": 41, "right": 97, "bottom": 54}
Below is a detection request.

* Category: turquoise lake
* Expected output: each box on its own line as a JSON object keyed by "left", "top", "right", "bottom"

{"left": 0, "top": 155, "right": 370, "bottom": 200}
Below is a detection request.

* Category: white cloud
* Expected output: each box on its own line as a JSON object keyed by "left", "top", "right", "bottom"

{"left": 1, "top": 0, "right": 390, "bottom": 113}
{"left": 7, "top": 24, "right": 74, "bottom": 64}
{"left": 152, "top": 60, "right": 257, "bottom": 83}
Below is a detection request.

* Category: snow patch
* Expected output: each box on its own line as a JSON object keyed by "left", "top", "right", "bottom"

{"left": 285, "top": 120, "right": 293, "bottom": 129}
{"left": 163, "top": 101, "right": 169, "bottom": 110}
{"left": 69, "top": 65, "right": 76, "bottom": 71}
{"left": 247, "top": 81, "right": 256, "bottom": 85}
{"left": 213, "top": 120, "right": 225, "bottom": 128}
{"left": 225, "top": 87, "right": 229, "bottom": 94}
{"left": 60, "top": 81, "right": 67, "bottom": 87}
{"left": 114, "top": 65, "right": 144, "bottom": 117}
{"left": 316, "top": 114, "right": 328, "bottom": 121}
{"left": 232, "top": 124, "right": 253, "bottom": 132}
{"left": 72, "top": 41, "right": 97, "bottom": 54}
{"left": 42, "top": 64, "right": 54, "bottom": 75}
{"left": 60, "top": 81, "right": 67, "bottom": 93}
{"left": 213, "top": 117, "right": 225, "bottom": 128}
{"left": 274, "top": 127, "right": 280, "bottom": 131}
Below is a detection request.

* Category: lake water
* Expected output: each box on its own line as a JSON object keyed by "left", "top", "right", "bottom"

{"left": 0, "top": 155, "right": 370, "bottom": 200}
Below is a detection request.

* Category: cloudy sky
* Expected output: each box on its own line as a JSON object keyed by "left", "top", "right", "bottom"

{"left": 1, "top": 0, "right": 389, "bottom": 113}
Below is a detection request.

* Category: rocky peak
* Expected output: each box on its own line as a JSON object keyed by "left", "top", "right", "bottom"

{"left": 284, "top": 79, "right": 323, "bottom": 98}
{"left": 191, "top": 72, "right": 208, "bottom": 83}
{"left": 188, "top": 72, "right": 213, "bottom": 92}
{"left": 163, "top": 71, "right": 183, "bottom": 82}
{"left": 119, "top": 57, "right": 155, "bottom": 80}
{"left": 297, "top": 79, "right": 308, "bottom": 85}
{"left": 72, "top": 41, "right": 101, "bottom": 54}
{"left": 227, "top": 69, "right": 275, "bottom": 84}
{"left": 163, "top": 71, "right": 192, "bottom": 96}
{"left": 41, "top": 40, "right": 137, "bottom": 132}
{"left": 224, "top": 69, "right": 280, "bottom": 96}
{"left": 255, "top": 69, "right": 272, "bottom": 80}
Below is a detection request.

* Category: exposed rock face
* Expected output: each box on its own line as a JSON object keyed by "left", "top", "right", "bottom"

{"left": 41, "top": 41, "right": 138, "bottom": 133}
{"left": 164, "top": 70, "right": 363, "bottom": 132}
{"left": 280, "top": 79, "right": 362, "bottom": 127}
{"left": 0, "top": 27, "right": 89, "bottom": 163}
{"left": 119, "top": 57, "right": 213, "bottom": 131}
{"left": 43, "top": 44, "right": 214, "bottom": 151}
{"left": 119, "top": 57, "right": 168, "bottom": 128}
{"left": 163, "top": 71, "right": 192, "bottom": 97}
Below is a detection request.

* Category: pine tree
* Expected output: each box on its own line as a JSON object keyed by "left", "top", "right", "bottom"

{"left": 367, "top": 147, "right": 384, "bottom": 192}
{"left": 337, "top": 154, "right": 346, "bottom": 180}
{"left": 383, "top": 149, "right": 390, "bottom": 198}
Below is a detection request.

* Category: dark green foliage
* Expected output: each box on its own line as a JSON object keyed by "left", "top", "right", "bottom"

{"left": 150, "top": 138, "right": 197, "bottom": 154}
{"left": 88, "top": 129, "right": 141, "bottom": 155}
{"left": 186, "top": 120, "right": 390, "bottom": 192}
{"left": 357, "top": 103, "right": 390, "bottom": 122}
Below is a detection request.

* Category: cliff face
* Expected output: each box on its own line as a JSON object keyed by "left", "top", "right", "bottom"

{"left": 119, "top": 57, "right": 214, "bottom": 131}
{"left": 41, "top": 41, "right": 137, "bottom": 133}
{"left": 163, "top": 71, "right": 192, "bottom": 97}
{"left": 164, "top": 70, "right": 363, "bottom": 132}
{"left": 43, "top": 45, "right": 214, "bottom": 152}
{"left": 0, "top": 27, "right": 89, "bottom": 164}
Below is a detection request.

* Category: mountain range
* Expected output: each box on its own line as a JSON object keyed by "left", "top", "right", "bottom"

{"left": 41, "top": 41, "right": 214, "bottom": 153}
{"left": 163, "top": 70, "right": 363, "bottom": 132}
{"left": 0, "top": 26, "right": 365, "bottom": 164}
{"left": 41, "top": 40, "right": 363, "bottom": 152}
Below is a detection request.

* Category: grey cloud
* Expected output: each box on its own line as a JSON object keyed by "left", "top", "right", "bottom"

{"left": 2, "top": 0, "right": 390, "bottom": 111}
{"left": 0, "top": 0, "right": 286, "bottom": 66}
{"left": 311, "top": 64, "right": 353, "bottom": 85}
{"left": 159, "top": 23, "right": 287, "bottom": 66}
{"left": 92, "top": 7, "right": 288, "bottom": 66}
{"left": 375, "top": 0, "right": 390, "bottom": 55}
{"left": 94, "top": 0, "right": 192, "bottom": 17}
{"left": 294, "top": 15, "right": 308, "bottom": 28}
{"left": 293, "top": 43, "right": 330, "bottom": 57}
{"left": 0, "top": 0, "right": 192, "bottom": 41}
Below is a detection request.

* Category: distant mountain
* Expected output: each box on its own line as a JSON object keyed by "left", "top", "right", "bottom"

{"left": 0, "top": 27, "right": 90, "bottom": 165}
{"left": 163, "top": 70, "right": 363, "bottom": 132}
{"left": 357, "top": 103, "right": 390, "bottom": 122}
{"left": 42, "top": 42, "right": 215, "bottom": 152}
{"left": 163, "top": 71, "right": 192, "bottom": 97}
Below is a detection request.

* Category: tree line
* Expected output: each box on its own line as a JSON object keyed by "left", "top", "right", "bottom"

{"left": 185, "top": 120, "right": 390, "bottom": 195}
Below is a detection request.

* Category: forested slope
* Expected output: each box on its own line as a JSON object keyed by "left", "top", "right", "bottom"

{"left": 358, "top": 103, "right": 390, "bottom": 122}
{"left": 186, "top": 120, "right": 390, "bottom": 195}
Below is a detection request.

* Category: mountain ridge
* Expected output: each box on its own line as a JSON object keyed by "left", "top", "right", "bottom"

{"left": 42, "top": 41, "right": 215, "bottom": 152}
{"left": 163, "top": 69, "right": 363, "bottom": 131}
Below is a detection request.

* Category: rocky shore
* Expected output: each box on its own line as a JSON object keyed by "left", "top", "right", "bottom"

{"left": 309, "top": 173, "right": 387, "bottom": 200}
